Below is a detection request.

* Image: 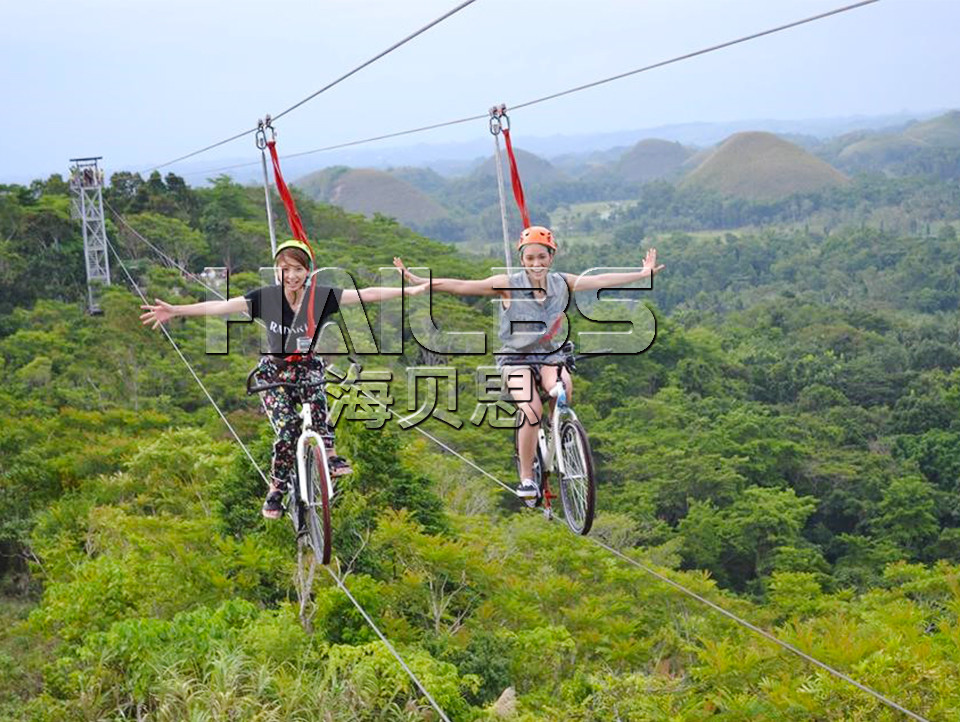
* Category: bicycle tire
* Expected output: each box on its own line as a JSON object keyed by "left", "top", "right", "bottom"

{"left": 303, "top": 443, "right": 332, "bottom": 565}
{"left": 514, "top": 411, "right": 544, "bottom": 507}
{"left": 558, "top": 418, "right": 596, "bottom": 535}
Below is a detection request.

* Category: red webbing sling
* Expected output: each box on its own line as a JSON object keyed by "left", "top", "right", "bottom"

{"left": 501, "top": 121, "right": 531, "bottom": 230}
{"left": 266, "top": 139, "right": 320, "bottom": 349}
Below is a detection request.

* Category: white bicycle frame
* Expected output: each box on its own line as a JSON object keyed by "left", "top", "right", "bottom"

{"left": 295, "top": 401, "right": 334, "bottom": 508}
{"left": 537, "top": 381, "right": 576, "bottom": 478}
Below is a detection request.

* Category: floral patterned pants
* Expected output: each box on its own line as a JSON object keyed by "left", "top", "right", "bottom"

{"left": 255, "top": 355, "right": 332, "bottom": 487}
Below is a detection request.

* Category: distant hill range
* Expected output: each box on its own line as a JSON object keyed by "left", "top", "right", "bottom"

{"left": 831, "top": 111, "right": 960, "bottom": 172}
{"left": 291, "top": 110, "right": 960, "bottom": 238}
{"left": 682, "top": 132, "right": 849, "bottom": 200}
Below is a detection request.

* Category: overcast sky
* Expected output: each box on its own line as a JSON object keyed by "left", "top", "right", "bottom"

{"left": 2, "top": 0, "right": 957, "bottom": 183}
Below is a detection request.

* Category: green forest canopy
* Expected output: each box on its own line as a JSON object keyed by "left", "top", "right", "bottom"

{"left": 1, "top": 169, "right": 959, "bottom": 720}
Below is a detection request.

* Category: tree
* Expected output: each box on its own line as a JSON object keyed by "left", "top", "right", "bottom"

{"left": 121, "top": 212, "right": 208, "bottom": 270}
{"left": 874, "top": 476, "right": 939, "bottom": 556}
{"left": 679, "top": 486, "right": 817, "bottom": 590}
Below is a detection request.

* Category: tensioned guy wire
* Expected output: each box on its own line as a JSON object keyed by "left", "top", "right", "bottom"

{"left": 269, "top": 0, "right": 479, "bottom": 125}
{"left": 107, "top": 238, "right": 453, "bottom": 722}
{"left": 110, "top": 205, "right": 522, "bottom": 498}
{"left": 106, "top": 237, "right": 271, "bottom": 488}
{"left": 144, "top": 0, "right": 480, "bottom": 174}
{"left": 112, "top": 213, "right": 927, "bottom": 720}
{"left": 180, "top": 0, "right": 881, "bottom": 179}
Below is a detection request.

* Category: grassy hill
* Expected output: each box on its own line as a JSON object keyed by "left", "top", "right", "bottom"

{"left": 295, "top": 167, "right": 450, "bottom": 226}
{"left": 838, "top": 134, "right": 925, "bottom": 168}
{"left": 682, "top": 131, "right": 849, "bottom": 200}
{"left": 615, "top": 138, "right": 692, "bottom": 183}
{"left": 902, "top": 110, "right": 960, "bottom": 147}
{"left": 384, "top": 165, "right": 450, "bottom": 195}
{"left": 471, "top": 148, "right": 568, "bottom": 185}
{"left": 832, "top": 111, "right": 960, "bottom": 172}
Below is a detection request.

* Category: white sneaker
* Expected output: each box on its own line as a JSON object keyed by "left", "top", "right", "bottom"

{"left": 515, "top": 478, "right": 539, "bottom": 499}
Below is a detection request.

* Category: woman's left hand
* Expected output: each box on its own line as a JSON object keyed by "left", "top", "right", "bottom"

{"left": 643, "top": 247, "right": 665, "bottom": 275}
{"left": 406, "top": 282, "right": 430, "bottom": 297}
{"left": 393, "top": 257, "right": 429, "bottom": 286}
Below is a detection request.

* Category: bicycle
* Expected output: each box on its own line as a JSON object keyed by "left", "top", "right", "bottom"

{"left": 247, "top": 357, "right": 334, "bottom": 565}
{"left": 510, "top": 342, "right": 599, "bottom": 536}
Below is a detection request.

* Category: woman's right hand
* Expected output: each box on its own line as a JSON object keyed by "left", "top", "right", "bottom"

{"left": 139, "top": 299, "right": 177, "bottom": 329}
{"left": 393, "top": 257, "right": 428, "bottom": 286}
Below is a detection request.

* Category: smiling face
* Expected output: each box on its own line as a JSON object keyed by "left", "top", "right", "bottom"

{"left": 519, "top": 243, "right": 554, "bottom": 283}
{"left": 275, "top": 249, "right": 310, "bottom": 293}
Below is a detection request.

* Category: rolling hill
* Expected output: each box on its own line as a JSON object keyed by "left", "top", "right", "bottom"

{"left": 682, "top": 131, "right": 849, "bottom": 200}
{"left": 615, "top": 138, "right": 693, "bottom": 183}
{"left": 295, "top": 167, "right": 450, "bottom": 226}
{"left": 902, "top": 110, "right": 960, "bottom": 147}
{"left": 471, "top": 148, "right": 568, "bottom": 185}
{"left": 835, "top": 111, "right": 960, "bottom": 171}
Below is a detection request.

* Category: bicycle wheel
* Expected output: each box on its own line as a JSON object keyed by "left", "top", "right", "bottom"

{"left": 514, "top": 411, "right": 544, "bottom": 507}
{"left": 302, "top": 443, "right": 332, "bottom": 565}
{"left": 558, "top": 418, "right": 596, "bottom": 535}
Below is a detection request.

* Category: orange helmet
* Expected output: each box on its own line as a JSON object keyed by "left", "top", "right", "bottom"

{"left": 517, "top": 225, "right": 557, "bottom": 252}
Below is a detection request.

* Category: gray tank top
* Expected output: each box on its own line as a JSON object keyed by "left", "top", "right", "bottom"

{"left": 497, "top": 271, "right": 569, "bottom": 355}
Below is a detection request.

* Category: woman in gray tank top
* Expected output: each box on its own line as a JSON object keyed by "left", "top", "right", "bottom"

{"left": 394, "top": 226, "right": 663, "bottom": 500}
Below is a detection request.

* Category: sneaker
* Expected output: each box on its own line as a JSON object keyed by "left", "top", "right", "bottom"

{"left": 515, "top": 478, "right": 540, "bottom": 499}
{"left": 262, "top": 481, "right": 287, "bottom": 520}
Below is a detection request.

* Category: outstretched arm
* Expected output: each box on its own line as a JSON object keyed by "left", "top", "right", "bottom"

{"left": 393, "top": 257, "right": 506, "bottom": 297}
{"left": 139, "top": 296, "right": 248, "bottom": 330}
{"left": 339, "top": 282, "right": 430, "bottom": 306}
{"left": 565, "top": 247, "right": 665, "bottom": 293}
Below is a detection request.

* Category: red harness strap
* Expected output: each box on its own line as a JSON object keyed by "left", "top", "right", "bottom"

{"left": 501, "top": 125, "right": 531, "bottom": 230}
{"left": 266, "top": 139, "right": 319, "bottom": 339}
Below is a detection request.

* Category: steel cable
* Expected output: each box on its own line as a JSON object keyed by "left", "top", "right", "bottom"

{"left": 144, "top": 0, "right": 480, "bottom": 173}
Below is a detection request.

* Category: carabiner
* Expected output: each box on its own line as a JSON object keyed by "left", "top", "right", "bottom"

{"left": 489, "top": 106, "right": 502, "bottom": 136}
{"left": 499, "top": 107, "right": 511, "bottom": 133}
{"left": 264, "top": 114, "right": 277, "bottom": 143}
{"left": 255, "top": 119, "right": 267, "bottom": 150}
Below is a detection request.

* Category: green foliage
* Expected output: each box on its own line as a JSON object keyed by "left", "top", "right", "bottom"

{"left": 4, "top": 166, "right": 960, "bottom": 721}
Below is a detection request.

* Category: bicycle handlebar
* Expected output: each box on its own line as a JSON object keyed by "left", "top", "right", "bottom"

{"left": 508, "top": 343, "right": 614, "bottom": 373}
{"left": 245, "top": 355, "right": 364, "bottom": 395}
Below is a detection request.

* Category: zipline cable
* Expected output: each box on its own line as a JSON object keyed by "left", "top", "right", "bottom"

{"left": 111, "top": 205, "right": 516, "bottom": 495}
{"left": 270, "top": 0, "right": 479, "bottom": 125}
{"left": 106, "top": 237, "right": 453, "bottom": 722}
{"left": 180, "top": 0, "right": 881, "bottom": 179}
{"left": 180, "top": 113, "right": 488, "bottom": 178}
{"left": 509, "top": 0, "right": 880, "bottom": 112}
{"left": 107, "top": 213, "right": 926, "bottom": 720}
{"left": 106, "top": 200, "right": 214, "bottom": 290}
{"left": 586, "top": 537, "right": 930, "bottom": 722}
{"left": 144, "top": 0, "right": 479, "bottom": 174}
{"left": 107, "top": 205, "right": 523, "bottom": 500}
{"left": 410, "top": 432, "right": 932, "bottom": 721}
{"left": 323, "top": 564, "right": 453, "bottom": 722}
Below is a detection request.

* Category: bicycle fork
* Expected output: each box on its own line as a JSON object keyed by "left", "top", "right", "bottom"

{"left": 536, "top": 382, "right": 570, "bottom": 518}
{"left": 295, "top": 402, "right": 334, "bottom": 509}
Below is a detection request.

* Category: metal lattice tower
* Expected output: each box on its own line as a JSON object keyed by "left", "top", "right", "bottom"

{"left": 69, "top": 157, "right": 111, "bottom": 313}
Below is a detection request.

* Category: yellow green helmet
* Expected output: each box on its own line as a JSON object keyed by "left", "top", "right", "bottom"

{"left": 274, "top": 239, "right": 314, "bottom": 269}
